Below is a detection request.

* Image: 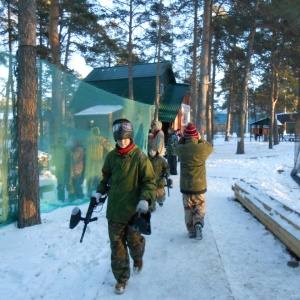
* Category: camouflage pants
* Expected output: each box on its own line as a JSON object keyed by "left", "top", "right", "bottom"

{"left": 150, "top": 188, "right": 166, "bottom": 211}
{"left": 182, "top": 193, "right": 206, "bottom": 233}
{"left": 108, "top": 221, "right": 145, "bottom": 283}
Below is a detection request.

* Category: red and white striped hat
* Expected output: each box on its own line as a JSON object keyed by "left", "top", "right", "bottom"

{"left": 184, "top": 123, "right": 199, "bottom": 139}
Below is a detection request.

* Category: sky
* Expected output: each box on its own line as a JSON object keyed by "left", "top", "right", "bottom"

{"left": 1, "top": 137, "right": 300, "bottom": 300}
{"left": 69, "top": 55, "right": 93, "bottom": 78}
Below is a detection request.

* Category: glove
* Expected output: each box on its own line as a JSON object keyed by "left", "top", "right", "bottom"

{"left": 93, "top": 192, "right": 106, "bottom": 204}
{"left": 136, "top": 200, "right": 149, "bottom": 213}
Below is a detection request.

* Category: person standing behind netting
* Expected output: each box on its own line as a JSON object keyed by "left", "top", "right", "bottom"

{"left": 149, "top": 120, "right": 165, "bottom": 157}
{"left": 52, "top": 137, "right": 68, "bottom": 201}
{"left": 94, "top": 118, "right": 156, "bottom": 295}
{"left": 68, "top": 140, "right": 85, "bottom": 200}
{"left": 166, "top": 127, "right": 178, "bottom": 175}
{"left": 175, "top": 123, "right": 213, "bottom": 240}
{"left": 85, "top": 127, "right": 113, "bottom": 196}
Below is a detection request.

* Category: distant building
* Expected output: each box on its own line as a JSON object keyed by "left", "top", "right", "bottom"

{"left": 81, "top": 62, "right": 190, "bottom": 133}
{"left": 213, "top": 111, "right": 257, "bottom": 135}
{"left": 276, "top": 112, "right": 300, "bottom": 134}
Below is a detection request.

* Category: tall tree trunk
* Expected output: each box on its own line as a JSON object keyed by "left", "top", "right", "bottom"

{"left": 190, "top": 0, "right": 199, "bottom": 124}
{"left": 236, "top": 0, "right": 259, "bottom": 154}
{"left": 1, "top": 0, "right": 15, "bottom": 222}
{"left": 269, "top": 45, "right": 279, "bottom": 149}
{"left": 225, "top": 81, "right": 234, "bottom": 142}
{"left": 197, "top": 0, "right": 211, "bottom": 137}
{"left": 63, "top": 19, "right": 72, "bottom": 71}
{"left": 270, "top": 28, "right": 284, "bottom": 147}
{"left": 1, "top": 66, "right": 11, "bottom": 222}
{"left": 206, "top": 0, "right": 213, "bottom": 144}
{"left": 128, "top": 0, "right": 134, "bottom": 100}
{"left": 17, "top": 0, "right": 41, "bottom": 228}
{"left": 210, "top": 42, "right": 218, "bottom": 142}
{"left": 49, "top": 0, "right": 62, "bottom": 145}
{"left": 154, "top": 0, "right": 163, "bottom": 121}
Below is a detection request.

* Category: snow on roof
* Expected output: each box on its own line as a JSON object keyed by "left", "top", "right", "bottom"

{"left": 73, "top": 105, "right": 123, "bottom": 116}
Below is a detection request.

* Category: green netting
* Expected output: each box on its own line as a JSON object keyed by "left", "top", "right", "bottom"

{"left": 0, "top": 51, "right": 155, "bottom": 225}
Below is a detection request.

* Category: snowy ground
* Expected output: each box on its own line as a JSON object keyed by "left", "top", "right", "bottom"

{"left": 1, "top": 138, "right": 300, "bottom": 300}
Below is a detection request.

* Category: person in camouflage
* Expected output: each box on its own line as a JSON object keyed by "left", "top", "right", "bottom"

{"left": 85, "top": 127, "right": 113, "bottom": 196}
{"left": 68, "top": 140, "right": 85, "bottom": 200}
{"left": 166, "top": 127, "right": 179, "bottom": 175}
{"left": 94, "top": 119, "right": 156, "bottom": 295}
{"left": 175, "top": 123, "right": 213, "bottom": 240}
{"left": 148, "top": 146, "right": 170, "bottom": 211}
{"left": 51, "top": 137, "right": 67, "bottom": 201}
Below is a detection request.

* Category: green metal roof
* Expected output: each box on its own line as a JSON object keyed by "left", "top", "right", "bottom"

{"left": 86, "top": 77, "right": 157, "bottom": 105}
{"left": 250, "top": 117, "right": 270, "bottom": 126}
{"left": 159, "top": 84, "right": 189, "bottom": 122}
{"left": 83, "top": 62, "right": 190, "bottom": 123}
{"left": 277, "top": 113, "right": 300, "bottom": 123}
{"left": 250, "top": 117, "right": 283, "bottom": 126}
{"left": 85, "top": 62, "right": 173, "bottom": 81}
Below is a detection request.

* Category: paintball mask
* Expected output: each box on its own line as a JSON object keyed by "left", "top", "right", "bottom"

{"left": 128, "top": 210, "right": 151, "bottom": 235}
{"left": 112, "top": 119, "right": 134, "bottom": 141}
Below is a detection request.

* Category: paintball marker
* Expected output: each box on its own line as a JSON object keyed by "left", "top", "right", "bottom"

{"left": 69, "top": 196, "right": 106, "bottom": 243}
{"left": 164, "top": 173, "right": 173, "bottom": 197}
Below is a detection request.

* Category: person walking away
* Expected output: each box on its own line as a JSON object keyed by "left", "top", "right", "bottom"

{"left": 85, "top": 127, "right": 113, "bottom": 196}
{"left": 148, "top": 146, "right": 170, "bottom": 211}
{"left": 166, "top": 127, "right": 178, "bottom": 175}
{"left": 175, "top": 123, "right": 213, "bottom": 240}
{"left": 149, "top": 120, "right": 165, "bottom": 157}
{"left": 94, "top": 119, "right": 156, "bottom": 295}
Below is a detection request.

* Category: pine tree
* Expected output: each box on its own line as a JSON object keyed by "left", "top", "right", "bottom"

{"left": 17, "top": 0, "right": 41, "bottom": 228}
{"left": 103, "top": 0, "right": 150, "bottom": 100}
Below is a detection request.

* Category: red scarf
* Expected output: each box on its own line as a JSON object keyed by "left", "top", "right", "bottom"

{"left": 152, "top": 129, "right": 160, "bottom": 139}
{"left": 116, "top": 141, "right": 135, "bottom": 155}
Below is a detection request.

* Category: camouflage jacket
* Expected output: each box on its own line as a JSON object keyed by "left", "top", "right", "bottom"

{"left": 148, "top": 154, "right": 170, "bottom": 189}
{"left": 166, "top": 132, "right": 178, "bottom": 156}
{"left": 86, "top": 135, "right": 113, "bottom": 161}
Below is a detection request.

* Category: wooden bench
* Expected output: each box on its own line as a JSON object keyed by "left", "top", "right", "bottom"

{"left": 232, "top": 179, "right": 300, "bottom": 259}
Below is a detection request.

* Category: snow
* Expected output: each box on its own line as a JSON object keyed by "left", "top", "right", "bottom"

{"left": 73, "top": 105, "right": 123, "bottom": 116}
{"left": 1, "top": 138, "right": 300, "bottom": 300}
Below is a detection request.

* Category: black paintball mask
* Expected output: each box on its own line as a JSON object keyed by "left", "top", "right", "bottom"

{"left": 112, "top": 119, "right": 134, "bottom": 142}
{"left": 128, "top": 210, "right": 151, "bottom": 235}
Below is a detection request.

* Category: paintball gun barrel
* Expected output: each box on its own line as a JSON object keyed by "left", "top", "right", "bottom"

{"left": 164, "top": 174, "right": 173, "bottom": 197}
{"left": 69, "top": 196, "right": 106, "bottom": 243}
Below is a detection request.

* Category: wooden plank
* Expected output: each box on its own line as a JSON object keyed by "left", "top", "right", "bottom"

{"left": 237, "top": 179, "right": 300, "bottom": 218}
{"left": 233, "top": 182, "right": 300, "bottom": 230}
{"left": 233, "top": 181, "right": 300, "bottom": 259}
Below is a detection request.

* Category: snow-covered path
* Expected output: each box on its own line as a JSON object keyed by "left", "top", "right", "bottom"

{"left": 1, "top": 139, "right": 300, "bottom": 300}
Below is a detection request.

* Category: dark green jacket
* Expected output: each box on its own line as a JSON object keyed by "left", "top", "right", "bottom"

{"left": 148, "top": 154, "right": 170, "bottom": 189}
{"left": 97, "top": 145, "right": 156, "bottom": 224}
{"left": 175, "top": 138, "right": 213, "bottom": 194}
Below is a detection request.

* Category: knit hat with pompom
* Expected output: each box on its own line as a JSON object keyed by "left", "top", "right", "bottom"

{"left": 183, "top": 123, "right": 199, "bottom": 139}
